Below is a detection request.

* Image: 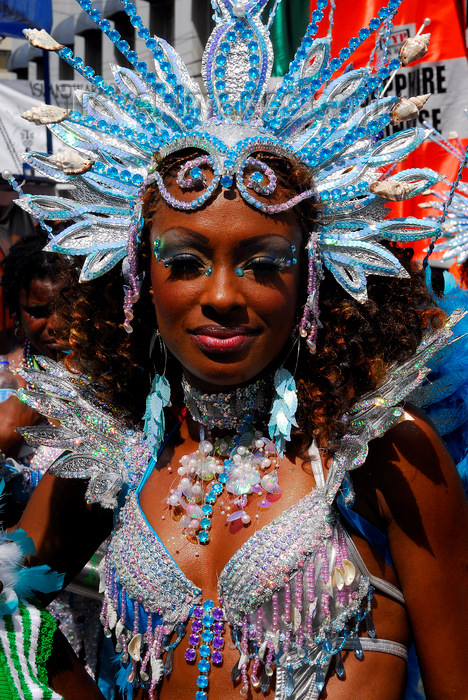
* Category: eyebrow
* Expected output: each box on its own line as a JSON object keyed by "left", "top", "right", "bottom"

{"left": 158, "top": 228, "right": 211, "bottom": 245}
{"left": 238, "top": 234, "right": 294, "bottom": 248}
{"left": 158, "top": 229, "right": 293, "bottom": 248}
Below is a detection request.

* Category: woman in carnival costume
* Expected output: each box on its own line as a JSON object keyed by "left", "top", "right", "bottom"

{"left": 2, "top": 0, "right": 468, "bottom": 698}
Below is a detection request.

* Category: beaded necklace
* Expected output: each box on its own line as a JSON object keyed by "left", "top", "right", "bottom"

{"left": 22, "top": 340, "right": 35, "bottom": 369}
{"left": 167, "top": 376, "right": 282, "bottom": 544}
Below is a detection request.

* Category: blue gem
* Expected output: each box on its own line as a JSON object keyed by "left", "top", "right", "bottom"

{"left": 202, "top": 615, "right": 214, "bottom": 627}
{"left": 211, "top": 483, "right": 223, "bottom": 495}
{"left": 218, "top": 472, "right": 229, "bottom": 484}
{"left": 236, "top": 267, "right": 244, "bottom": 277}
{"left": 203, "top": 600, "right": 214, "bottom": 610}
{"left": 196, "top": 675, "right": 209, "bottom": 689}
{"left": 250, "top": 172, "right": 263, "bottom": 184}
{"left": 198, "top": 659, "right": 210, "bottom": 673}
{"left": 199, "top": 644, "right": 211, "bottom": 658}
{"left": 202, "top": 504, "right": 213, "bottom": 515}
{"left": 202, "top": 630, "right": 214, "bottom": 643}
{"left": 195, "top": 693, "right": 207, "bottom": 700}
{"left": 200, "top": 517, "right": 211, "bottom": 530}
{"left": 220, "top": 175, "right": 233, "bottom": 188}
{"left": 199, "top": 531, "right": 210, "bottom": 544}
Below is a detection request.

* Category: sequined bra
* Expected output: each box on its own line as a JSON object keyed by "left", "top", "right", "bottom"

{"left": 100, "top": 453, "right": 408, "bottom": 700}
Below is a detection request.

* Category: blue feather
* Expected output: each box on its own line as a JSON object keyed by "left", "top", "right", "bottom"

{"left": 15, "top": 565, "right": 64, "bottom": 601}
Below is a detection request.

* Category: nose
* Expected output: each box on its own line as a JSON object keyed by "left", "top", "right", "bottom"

{"left": 44, "top": 311, "right": 63, "bottom": 337}
{"left": 199, "top": 266, "right": 246, "bottom": 316}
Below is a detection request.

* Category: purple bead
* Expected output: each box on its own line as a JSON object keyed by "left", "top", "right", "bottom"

{"left": 192, "top": 620, "right": 202, "bottom": 633}
{"left": 213, "top": 608, "right": 223, "bottom": 620}
{"left": 194, "top": 606, "right": 203, "bottom": 618}
{"left": 185, "top": 648, "right": 197, "bottom": 663}
{"left": 213, "top": 636, "right": 224, "bottom": 649}
{"left": 212, "top": 651, "right": 223, "bottom": 665}
{"left": 189, "top": 634, "right": 200, "bottom": 646}
{"left": 213, "top": 621, "right": 224, "bottom": 634}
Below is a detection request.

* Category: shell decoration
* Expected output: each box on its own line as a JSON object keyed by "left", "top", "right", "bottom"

{"left": 46, "top": 150, "right": 94, "bottom": 175}
{"left": 22, "top": 28, "right": 64, "bottom": 52}
{"left": 342, "top": 559, "right": 356, "bottom": 586}
{"left": 150, "top": 658, "right": 164, "bottom": 685}
{"left": 399, "top": 33, "right": 431, "bottom": 66}
{"left": 108, "top": 605, "right": 117, "bottom": 630}
{"left": 22, "top": 104, "right": 70, "bottom": 126}
{"left": 128, "top": 633, "right": 142, "bottom": 662}
{"left": 370, "top": 178, "right": 423, "bottom": 201}
{"left": 390, "top": 94, "right": 431, "bottom": 125}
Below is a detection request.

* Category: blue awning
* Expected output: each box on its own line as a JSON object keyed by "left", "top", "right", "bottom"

{"left": 53, "top": 15, "right": 76, "bottom": 46}
{"left": 0, "top": 0, "right": 53, "bottom": 38}
{"left": 7, "top": 41, "right": 40, "bottom": 70}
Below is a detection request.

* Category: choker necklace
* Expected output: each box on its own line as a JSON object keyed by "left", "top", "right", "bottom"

{"left": 182, "top": 375, "right": 272, "bottom": 431}
{"left": 168, "top": 376, "right": 281, "bottom": 544}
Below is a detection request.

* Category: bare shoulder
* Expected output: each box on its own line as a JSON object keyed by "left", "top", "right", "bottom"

{"left": 353, "top": 405, "right": 468, "bottom": 529}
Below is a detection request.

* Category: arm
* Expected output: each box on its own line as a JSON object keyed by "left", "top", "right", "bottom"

{"left": 356, "top": 409, "right": 468, "bottom": 700}
{"left": 4, "top": 473, "right": 113, "bottom": 698}
{"left": 17, "top": 471, "right": 114, "bottom": 593}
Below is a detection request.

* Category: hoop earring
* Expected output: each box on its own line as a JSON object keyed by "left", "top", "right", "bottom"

{"left": 149, "top": 328, "right": 168, "bottom": 376}
{"left": 13, "top": 317, "right": 23, "bottom": 338}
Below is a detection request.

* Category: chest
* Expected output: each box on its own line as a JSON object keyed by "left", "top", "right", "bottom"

{"left": 138, "top": 448, "right": 317, "bottom": 595}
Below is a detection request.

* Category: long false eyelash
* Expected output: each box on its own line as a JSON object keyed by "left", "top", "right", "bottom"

{"left": 159, "top": 253, "right": 206, "bottom": 280}
{"left": 244, "top": 255, "right": 293, "bottom": 272}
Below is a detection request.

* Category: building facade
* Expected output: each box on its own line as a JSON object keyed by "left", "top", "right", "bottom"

{"left": 6, "top": 0, "right": 213, "bottom": 84}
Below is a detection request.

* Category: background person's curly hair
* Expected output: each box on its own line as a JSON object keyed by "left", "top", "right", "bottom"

{"left": 60, "top": 152, "right": 446, "bottom": 448}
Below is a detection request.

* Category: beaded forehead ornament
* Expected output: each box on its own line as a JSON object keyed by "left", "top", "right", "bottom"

{"left": 14, "top": 0, "right": 442, "bottom": 348}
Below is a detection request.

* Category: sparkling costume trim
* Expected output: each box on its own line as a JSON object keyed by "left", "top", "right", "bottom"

{"left": 102, "top": 485, "right": 371, "bottom": 698}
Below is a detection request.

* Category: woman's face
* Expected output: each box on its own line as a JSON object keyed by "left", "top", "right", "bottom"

{"left": 17, "top": 276, "right": 65, "bottom": 359}
{"left": 150, "top": 189, "right": 302, "bottom": 390}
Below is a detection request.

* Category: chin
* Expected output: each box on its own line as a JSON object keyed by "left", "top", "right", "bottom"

{"left": 184, "top": 359, "right": 273, "bottom": 391}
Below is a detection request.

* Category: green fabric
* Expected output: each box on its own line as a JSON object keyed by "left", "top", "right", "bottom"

{"left": 265, "top": 0, "right": 310, "bottom": 76}
{"left": 4, "top": 613, "right": 33, "bottom": 699}
{"left": 36, "top": 608, "right": 55, "bottom": 698}
{"left": 0, "top": 633, "right": 20, "bottom": 698}
{"left": 0, "top": 602, "right": 57, "bottom": 699}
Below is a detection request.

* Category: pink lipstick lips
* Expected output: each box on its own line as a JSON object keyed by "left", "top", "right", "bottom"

{"left": 190, "top": 325, "right": 259, "bottom": 353}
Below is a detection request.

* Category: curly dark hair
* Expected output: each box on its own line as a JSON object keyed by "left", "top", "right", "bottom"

{"left": 60, "top": 152, "right": 445, "bottom": 448}
{"left": 1, "top": 230, "right": 71, "bottom": 317}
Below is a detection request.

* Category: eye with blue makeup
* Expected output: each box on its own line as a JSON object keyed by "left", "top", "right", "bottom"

{"left": 152, "top": 238, "right": 297, "bottom": 281}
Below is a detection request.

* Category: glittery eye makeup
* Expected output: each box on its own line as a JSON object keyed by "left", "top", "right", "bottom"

{"left": 153, "top": 235, "right": 297, "bottom": 281}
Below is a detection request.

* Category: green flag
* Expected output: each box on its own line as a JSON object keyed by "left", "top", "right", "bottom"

{"left": 266, "top": 0, "right": 310, "bottom": 76}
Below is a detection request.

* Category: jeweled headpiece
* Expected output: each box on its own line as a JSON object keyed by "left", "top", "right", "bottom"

{"left": 418, "top": 126, "right": 468, "bottom": 264}
{"left": 14, "top": 0, "right": 442, "bottom": 347}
